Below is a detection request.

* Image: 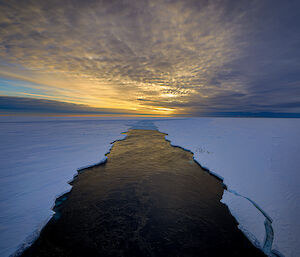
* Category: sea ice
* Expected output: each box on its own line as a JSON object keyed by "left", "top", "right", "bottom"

{"left": 0, "top": 116, "right": 130, "bottom": 257}
{"left": 1, "top": 117, "right": 299, "bottom": 257}
{"left": 155, "top": 118, "right": 300, "bottom": 257}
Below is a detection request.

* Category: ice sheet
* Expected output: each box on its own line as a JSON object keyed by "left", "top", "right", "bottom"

{"left": 155, "top": 118, "right": 300, "bottom": 257}
{"left": 1, "top": 117, "right": 299, "bottom": 257}
{"left": 0, "top": 117, "right": 130, "bottom": 257}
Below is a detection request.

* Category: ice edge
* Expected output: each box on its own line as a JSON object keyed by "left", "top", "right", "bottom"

{"left": 160, "top": 130, "right": 285, "bottom": 257}
{"left": 12, "top": 131, "right": 129, "bottom": 257}
{"left": 12, "top": 126, "right": 285, "bottom": 257}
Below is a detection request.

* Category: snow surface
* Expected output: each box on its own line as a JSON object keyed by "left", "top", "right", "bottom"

{"left": 155, "top": 118, "right": 300, "bottom": 257}
{"left": 0, "top": 117, "right": 299, "bottom": 257}
{"left": 0, "top": 117, "right": 131, "bottom": 257}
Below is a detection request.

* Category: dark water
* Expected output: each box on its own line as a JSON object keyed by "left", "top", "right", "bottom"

{"left": 21, "top": 129, "right": 266, "bottom": 257}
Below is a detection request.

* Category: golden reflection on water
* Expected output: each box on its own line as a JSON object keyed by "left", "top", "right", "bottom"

{"left": 22, "top": 130, "right": 266, "bottom": 257}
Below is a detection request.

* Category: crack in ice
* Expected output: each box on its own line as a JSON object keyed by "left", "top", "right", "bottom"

{"left": 227, "top": 189, "right": 284, "bottom": 257}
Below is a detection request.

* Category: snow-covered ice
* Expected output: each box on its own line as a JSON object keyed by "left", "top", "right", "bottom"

{"left": 155, "top": 118, "right": 300, "bottom": 257}
{"left": 0, "top": 117, "right": 299, "bottom": 257}
{"left": 0, "top": 116, "right": 130, "bottom": 257}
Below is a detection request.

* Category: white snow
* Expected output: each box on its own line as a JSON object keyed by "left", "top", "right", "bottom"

{"left": 155, "top": 118, "right": 300, "bottom": 257}
{"left": 0, "top": 116, "right": 130, "bottom": 257}
{"left": 1, "top": 117, "right": 299, "bottom": 257}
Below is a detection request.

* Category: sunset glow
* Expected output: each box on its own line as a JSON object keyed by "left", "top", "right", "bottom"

{"left": 0, "top": 0, "right": 300, "bottom": 116}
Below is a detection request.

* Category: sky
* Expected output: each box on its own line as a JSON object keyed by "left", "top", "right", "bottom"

{"left": 0, "top": 0, "right": 299, "bottom": 117}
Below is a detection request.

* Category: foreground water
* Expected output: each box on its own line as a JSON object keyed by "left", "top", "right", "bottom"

{"left": 21, "top": 129, "right": 265, "bottom": 257}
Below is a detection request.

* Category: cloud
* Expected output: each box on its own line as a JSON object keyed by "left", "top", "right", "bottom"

{"left": 0, "top": 0, "right": 299, "bottom": 115}
{"left": 0, "top": 95, "right": 143, "bottom": 115}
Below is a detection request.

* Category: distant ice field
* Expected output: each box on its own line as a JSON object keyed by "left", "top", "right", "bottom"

{"left": 155, "top": 118, "right": 300, "bottom": 257}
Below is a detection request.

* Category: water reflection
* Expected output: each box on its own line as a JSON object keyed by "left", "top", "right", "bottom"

{"left": 22, "top": 130, "right": 266, "bottom": 257}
